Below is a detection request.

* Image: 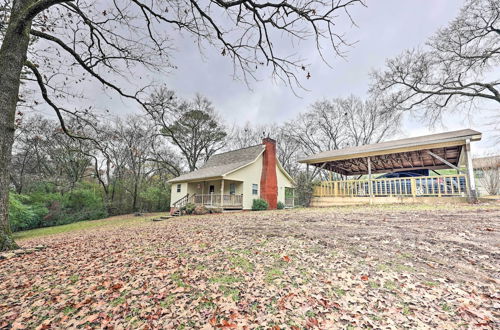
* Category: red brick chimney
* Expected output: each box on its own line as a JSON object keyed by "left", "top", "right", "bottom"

{"left": 260, "top": 138, "right": 278, "bottom": 209}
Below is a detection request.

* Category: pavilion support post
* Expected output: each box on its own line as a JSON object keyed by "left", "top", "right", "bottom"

{"left": 367, "top": 157, "right": 373, "bottom": 204}
{"left": 464, "top": 139, "right": 477, "bottom": 203}
{"left": 220, "top": 179, "right": 224, "bottom": 208}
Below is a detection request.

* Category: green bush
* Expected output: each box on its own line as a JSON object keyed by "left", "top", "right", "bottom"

{"left": 139, "top": 185, "right": 171, "bottom": 212}
{"left": 53, "top": 187, "right": 108, "bottom": 225}
{"left": 251, "top": 198, "right": 268, "bottom": 211}
{"left": 183, "top": 203, "right": 196, "bottom": 215}
{"left": 277, "top": 201, "right": 285, "bottom": 209}
{"left": 9, "top": 193, "right": 48, "bottom": 232}
{"left": 9, "top": 183, "right": 108, "bottom": 231}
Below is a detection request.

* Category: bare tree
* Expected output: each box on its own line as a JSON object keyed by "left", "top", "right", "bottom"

{"left": 11, "top": 115, "right": 94, "bottom": 192}
{"left": 147, "top": 89, "right": 227, "bottom": 171}
{"left": 114, "top": 117, "right": 156, "bottom": 212}
{"left": 229, "top": 122, "right": 302, "bottom": 176}
{"left": 371, "top": 0, "right": 499, "bottom": 123}
{"left": 286, "top": 100, "right": 346, "bottom": 159}
{"left": 0, "top": 0, "right": 365, "bottom": 250}
{"left": 286, "top": 95, "right": 400, "bottom": 179}
{"left": 229, "top": 122, "right": 262, "bottom": 150}
{"left": 341, "top": 95, "right": 401, "bottom": 146}
{"left": 10, "top": 116, "right": 50, "bottom": 194}
{"left": 477, "top": 156, "right": 500, "bottom": 195}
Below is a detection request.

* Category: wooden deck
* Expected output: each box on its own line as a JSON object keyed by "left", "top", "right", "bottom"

{"left": 313, "top": 174, "right": 468, "bottom": 198}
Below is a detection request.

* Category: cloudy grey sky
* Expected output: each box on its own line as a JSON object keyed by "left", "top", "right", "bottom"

{"left": 62, "top": 1, "right": 498, "bottom": 154}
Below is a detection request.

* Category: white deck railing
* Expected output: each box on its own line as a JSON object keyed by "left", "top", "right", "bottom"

{"left": 189, "top": 194, "right": 243, "bottom": 207}
{"left": 313, "top": 174, "right": 468, "bottom": 197}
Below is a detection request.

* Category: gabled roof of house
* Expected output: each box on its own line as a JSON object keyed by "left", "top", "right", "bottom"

{"left": 169, "top": 144, "right": 265, "bottom": 183}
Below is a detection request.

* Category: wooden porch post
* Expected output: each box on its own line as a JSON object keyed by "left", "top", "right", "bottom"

{"left": 367, "top": 157, "right": 373, "bottom": 204}
{"left": 201, "top": 182, "right": 204, "bottom": 205}
{"left": 464, "top": 139, "right": 477, "bottom": 202}
{"left": 220, "top": 179, "right": 224, "bottom": 208}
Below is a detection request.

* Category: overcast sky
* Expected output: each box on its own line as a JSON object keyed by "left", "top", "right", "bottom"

{"left": 52, "top": 0, "right": 498, "bottom": 155}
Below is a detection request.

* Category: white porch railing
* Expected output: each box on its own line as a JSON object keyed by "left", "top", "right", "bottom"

{"left": 313, "top": 174, "right": 468, "bottom": 197}
{"left": 189, "top": 194, "right": 243, "bottom": 207}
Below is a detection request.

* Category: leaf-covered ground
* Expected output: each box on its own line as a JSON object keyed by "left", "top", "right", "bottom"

{"left": 1, "top": 205, "right": 499, "bottom": 329}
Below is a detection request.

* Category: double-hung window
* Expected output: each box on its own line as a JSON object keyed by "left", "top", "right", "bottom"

{"left": 252, "top": 184, "right": 258, "bottom": 195}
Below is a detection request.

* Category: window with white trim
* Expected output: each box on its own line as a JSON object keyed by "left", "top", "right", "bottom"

{"left": 176, "top": 184, "right": 181, "bottom": 193}
{"left": 252, "top": 184, "right": 258, "bottom": 195}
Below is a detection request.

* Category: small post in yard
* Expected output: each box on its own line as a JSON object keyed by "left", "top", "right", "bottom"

{"left": 464, "top": 139, "right": 477, "bottom": 203}
{"left": 220, "top": 179, "right": 224, "bottom": 208}
{"left": 367, "top": 157, "right": 373, "bottom": 204}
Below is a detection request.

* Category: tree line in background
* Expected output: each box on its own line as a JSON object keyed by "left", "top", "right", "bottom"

{"left": 9, "top": 92, "right": 399, "bottom": 232}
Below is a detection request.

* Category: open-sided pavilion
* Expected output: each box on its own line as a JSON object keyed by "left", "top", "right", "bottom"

{"left": 298, "top": 129, "right": 482, "bottom": 205}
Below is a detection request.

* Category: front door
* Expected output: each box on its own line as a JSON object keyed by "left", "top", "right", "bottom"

{"left": 209, "top": 185, "right": 215, "bottom": 194}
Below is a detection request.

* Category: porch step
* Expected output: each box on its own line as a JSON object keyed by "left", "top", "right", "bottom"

{"left": 152, "top": 215, "right": 173, "bottom": 221}
{"left": 171, "top": 210, "right": 181, "bottom": 217}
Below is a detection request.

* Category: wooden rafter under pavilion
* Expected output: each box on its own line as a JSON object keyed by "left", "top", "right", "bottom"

{"left": 298, "top": 129, "right": 482, "bottom": 200}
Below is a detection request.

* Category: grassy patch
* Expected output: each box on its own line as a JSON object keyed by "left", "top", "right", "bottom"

{"left": 377, "top": 262, "right": 413, "bottom": 273}
{"left": 209, "top": 275, "right": 243, "bottom": 285}
{"left": 220, "top": 286, "right": 240, "bottom": 301}
{"left": 62, "top": 306, "right": 77, "bottom": 315}
{"left": 69, "top": 275, "right": 79, "bottom": 284}
{"left": 229, "top": 255, "right": 254, "bottom": 272}
{"left": 170, "top": 272, "right": 189, "bottom": 287}
{"left": 331, "top": 286, "right": 346, "bottom": 297}
{"left": 13, "top": 214, "right": 151, "bottom": 240}
{"left": 195, "top": 264, "right": 207, "bottom": 271}
{"left": 383, "top": 280, "right": 397, "bottom": 291}
{"left": 111, "top": 297, "right": 126, "bottom": 306}
{"left": 196, "top": 300, "right": 217, "bottom": 311}
{"left": 305, "top": 310, "right": 317, "bottom": 318}
{"left": 159, "top": 295, "right": 176, "bottom": 308}
{"left": 393, "top": 263, "right": 414, "bottom": 273}
{"left": 265, "top": 268, "right": 284, "bottom": 283}
{"left": 401, "top": 303, "right": 411, "bottom": 316}
{"left": 441, "top": 303, "right": 453, "bottom": 313}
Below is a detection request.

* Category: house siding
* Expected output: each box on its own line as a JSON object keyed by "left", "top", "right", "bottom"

{"left": 224, "top": 154, "right": 263, "bottom": 209}
{"left": 277, "top": 166, "right": 294, "bottom": 205}
{"left": 170, "top": 182, "right": 188, "bottom": 207}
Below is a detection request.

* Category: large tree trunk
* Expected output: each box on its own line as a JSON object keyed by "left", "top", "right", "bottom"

{"left": 0, "top": 0, "right": 33, "bottom": 251}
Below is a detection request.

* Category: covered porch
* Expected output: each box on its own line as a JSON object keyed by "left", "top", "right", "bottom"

{"left": 299, "top": 129, "right": 482, "bottom": 205}
{"left": 186, "top": 179, "right": 244, "bottom": 209}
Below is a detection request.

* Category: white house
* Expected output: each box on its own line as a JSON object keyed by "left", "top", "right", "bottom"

{"left": 169, "top": 138, "right": 295, "bottom": 212}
